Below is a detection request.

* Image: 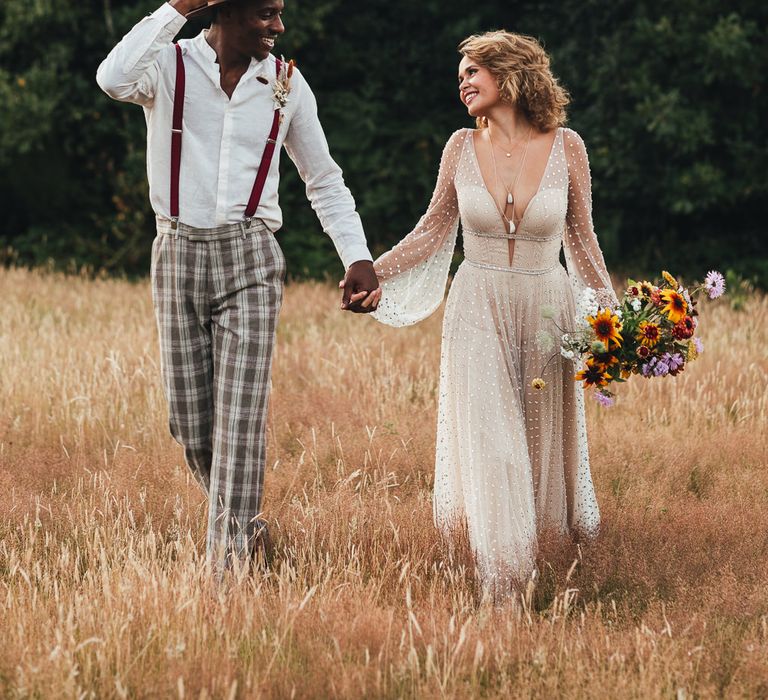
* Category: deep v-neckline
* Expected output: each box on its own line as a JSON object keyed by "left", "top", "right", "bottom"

{"left": 468, "top": 127, "right": 561, "bottom": 234}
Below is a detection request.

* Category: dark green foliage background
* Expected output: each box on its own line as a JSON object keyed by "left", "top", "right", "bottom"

{"left": 1, "top": 0, "right": 766, "bottom": 284}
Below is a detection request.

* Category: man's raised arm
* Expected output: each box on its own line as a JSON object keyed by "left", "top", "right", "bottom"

{"left": 96, "top": 2, "right": 198, "bottom": 105}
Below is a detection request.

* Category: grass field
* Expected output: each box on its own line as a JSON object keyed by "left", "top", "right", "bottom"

{"left": 1, "top": 266, "right": 767, "bottom": 698}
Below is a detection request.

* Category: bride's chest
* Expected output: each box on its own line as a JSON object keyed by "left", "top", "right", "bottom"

{"left": 455, "top": 165, "right": 568, "bottom": 238}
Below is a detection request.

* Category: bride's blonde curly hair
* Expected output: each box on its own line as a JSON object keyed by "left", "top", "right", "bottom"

{"left": 459, "top": 31, "right": 570, "bottom": 131}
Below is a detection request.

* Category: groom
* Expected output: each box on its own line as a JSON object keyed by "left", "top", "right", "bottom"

{"left": 97, "top": 0, "right": 380, "bottom": 571}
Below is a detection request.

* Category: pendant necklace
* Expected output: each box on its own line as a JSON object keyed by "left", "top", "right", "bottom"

{"left": 489, "top": 126, "right": 533, "bottom": 234}
{"left": 496, "top": 131, "right": 527, "bottom": 157}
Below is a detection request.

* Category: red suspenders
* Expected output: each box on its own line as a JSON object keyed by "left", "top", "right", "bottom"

{"left": 244, "top": 59, "right": 282, "bottom": 228}
{"left": 169, "top": 44, "right": 283, "bottom": 230}
{"left": 170, "top": 43, "right": 185, "bottom": 228}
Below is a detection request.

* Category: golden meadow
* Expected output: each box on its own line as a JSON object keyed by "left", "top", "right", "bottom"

{"left": 1, "top": 267, "right": 766, "bottom": 698}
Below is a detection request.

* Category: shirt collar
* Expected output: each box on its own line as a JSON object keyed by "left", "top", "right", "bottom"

{"left": 190, "top": 30, "right": 271, "bottom": 81}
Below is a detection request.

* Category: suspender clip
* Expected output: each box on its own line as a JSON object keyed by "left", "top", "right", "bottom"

{"left": 170, "top": 217, "right": 179, "bottom": 231}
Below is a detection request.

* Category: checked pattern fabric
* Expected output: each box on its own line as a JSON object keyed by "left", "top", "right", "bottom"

{"left": 151, "top": 218, "right": 285, "bottom": 570}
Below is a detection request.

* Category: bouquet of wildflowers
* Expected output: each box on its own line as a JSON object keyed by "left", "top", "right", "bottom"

{"left": 550, "top": 270, "right": 725, "bottom": 406}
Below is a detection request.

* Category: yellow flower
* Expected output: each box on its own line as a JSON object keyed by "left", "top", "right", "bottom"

{"left": 638, "top": 281, "right": 656, "bottom": 297}
{"left": 587, "top": 308, "right": 623, "bottom": 349}
{"left": 574, "top": 359, "right": 611, "bottom": 388}
{"left": 593, "top": 352, "right": 619, "bottom": 371}
{"left": 660, "top": 289, "right": 687, "bottom": 323}
{"left": 17, "top": 77, "right": 26, "bottom": 88}
{"left": 686, "top": 340, "right": 698, "bottom": 362}
{"left": 636, "top": 320, "right": 661, "bottom": 347}
{"left": 662, "top": 270, "right": 679, "bottom": 288}
{"left": 531, "top": 378, "right": 546, "bottom": 390}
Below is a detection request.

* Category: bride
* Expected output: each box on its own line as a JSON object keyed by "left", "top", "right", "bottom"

{"left": 352, "top": 31, "right": 618, "bottom": 598}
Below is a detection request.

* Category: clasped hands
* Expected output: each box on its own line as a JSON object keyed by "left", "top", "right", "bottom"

{"left": 339, "top": 260, "right": 381, "bottom": 314}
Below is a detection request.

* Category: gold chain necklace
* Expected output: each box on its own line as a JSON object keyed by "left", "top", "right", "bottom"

{"left": 488, "top": 126, "right": 533, "bottom": 234}
{"left": 491, "top": 129, "right": 528, "bottom": 158}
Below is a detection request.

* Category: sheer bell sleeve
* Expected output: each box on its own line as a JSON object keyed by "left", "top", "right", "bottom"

{"left": 562, "top": 128, "right": 619, "bottom": 309}
{"left": 370, "top": 129, "right": 464, "bottom": 327}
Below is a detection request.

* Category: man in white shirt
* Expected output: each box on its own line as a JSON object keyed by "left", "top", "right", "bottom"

{"left": 97, "top": 0, "right": 381, "bottom": 572}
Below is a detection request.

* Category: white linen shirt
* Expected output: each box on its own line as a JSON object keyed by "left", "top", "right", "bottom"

{"left": 96, "top": 2, "right": 371, "bottom": 269}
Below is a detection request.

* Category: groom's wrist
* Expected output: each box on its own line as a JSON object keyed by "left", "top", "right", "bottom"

{"left": 343, "top": 250, "right": 373, "bottom": 271}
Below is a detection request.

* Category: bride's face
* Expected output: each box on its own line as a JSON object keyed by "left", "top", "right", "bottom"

{"left": 458, "top": 56, "right": 501, "bottom": 117}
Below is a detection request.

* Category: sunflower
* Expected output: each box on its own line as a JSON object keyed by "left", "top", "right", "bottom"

{"left": 593, "top": 351, "right": 619, "bottom": 371}
{"left": 638, "top": 281, "right": 656, "bottom": 298}
{"left": 661, "top": 270, "right": 679, "bottom": 288}
{"left": 660, "top": 289, "right": 688, "bottom": 323}
{"left": 587, "top": 308, "right": 623, "bottom": 349}
{"left": 574, "top": 359, "right": 611, "bottom": 388}
{"left": 636, "top": 321, "right": 661, "bottom": 347}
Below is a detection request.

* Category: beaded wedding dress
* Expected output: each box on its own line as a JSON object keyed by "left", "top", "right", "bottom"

{"left": 372, "top": 127, "right": 617, "bottom": 594}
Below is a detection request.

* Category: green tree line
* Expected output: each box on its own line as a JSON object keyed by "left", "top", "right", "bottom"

{"left": 1, "top": 0, "right": 766, "bottom": 284}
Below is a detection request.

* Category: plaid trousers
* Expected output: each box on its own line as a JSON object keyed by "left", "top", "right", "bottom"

{"left": 151, "top": 217, "right": 285, "bottom": 569}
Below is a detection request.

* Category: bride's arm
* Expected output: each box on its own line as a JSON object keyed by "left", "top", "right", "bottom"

{"left": 374, "top": 130, "right": 463, "bottom": 281}
{"left": 370, "top": 129, "right": 465, "bottom": 327}
{"left": 562, "top": 128, "right": 619, "bottom": 308}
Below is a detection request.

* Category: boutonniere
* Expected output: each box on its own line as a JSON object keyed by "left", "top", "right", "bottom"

{"left": 272, "top": 56, "right": 295, "bottom": 111}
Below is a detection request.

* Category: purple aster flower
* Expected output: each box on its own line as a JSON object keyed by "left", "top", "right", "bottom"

{"left": 641, "top": 357, "right": 656, "bottom": 377}
{"left": 662, "top": 352, "right": 684, "bottom": 372}
{"left": 694, "top": 337, "right": 704, "bottom": 353}
{"left": 594, "top": 391, "right": 615, "bottom": 408}
{"left": 704, "top": 270, "right": 726, "bottom": 299}
{"left": 653, "top": 361, "right": 670, "bottom": 377}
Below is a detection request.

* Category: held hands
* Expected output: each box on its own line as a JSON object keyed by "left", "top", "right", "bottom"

{"left": 339, "top": 260, "right": 381, "bottom": 313}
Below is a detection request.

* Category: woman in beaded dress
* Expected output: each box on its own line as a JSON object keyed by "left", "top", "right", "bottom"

{"left": 367, "top": 31, "right": 618, "bottom": 596}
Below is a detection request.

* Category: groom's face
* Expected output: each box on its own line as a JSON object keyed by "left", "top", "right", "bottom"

{"left": 222, "top": 0, "right": 286, "bottom": 60}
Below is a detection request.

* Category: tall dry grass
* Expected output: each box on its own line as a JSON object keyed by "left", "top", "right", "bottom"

{"left": 1, "top": 266, "right": 767, "bottom": 698}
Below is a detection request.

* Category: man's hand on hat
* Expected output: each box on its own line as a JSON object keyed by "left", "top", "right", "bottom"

{"left": 169, "top": 0, "right": 201, "bottom": 16}
{"left": 170, "top": 0, "right": 218, "bottom": 18}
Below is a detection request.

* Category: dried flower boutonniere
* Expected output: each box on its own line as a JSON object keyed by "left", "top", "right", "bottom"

{"left": 272, "top": 57, "right": 295, "bottom": 112}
